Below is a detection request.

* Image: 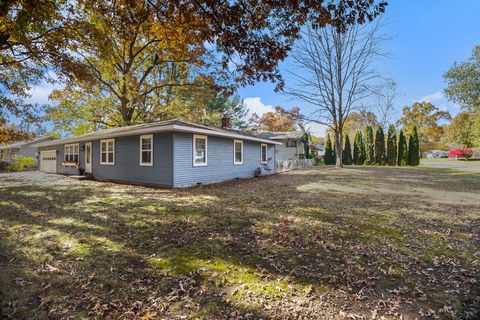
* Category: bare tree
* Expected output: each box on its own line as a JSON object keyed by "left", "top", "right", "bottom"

{"left": 360, "top": 79, "right": 399, "bottom": 130}
{"left": 286, "top": 20, "right": 386, "bottom": 167}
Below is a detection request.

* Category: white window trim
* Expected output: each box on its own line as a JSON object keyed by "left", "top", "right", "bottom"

{"left": 64, "top": 143, "right": 79, "bottom": 162}
{"left": 100, "top": 138, "right": 115, "bottom": 165}
{"left": 139, "top": 134, "right": 154, "bottom": 166}
{"left": 261, "top": 144, "right": 268, "bottom": 164}
{"left": 233, "top": 139, "right": 243, "bottom": 165}
{"left": 193, "top": 134, "right": 207, "bottom": 167}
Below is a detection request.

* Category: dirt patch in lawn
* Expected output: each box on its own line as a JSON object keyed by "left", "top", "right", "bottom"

{"left": 0, "top": 168, "right": 479, "bottom": 319}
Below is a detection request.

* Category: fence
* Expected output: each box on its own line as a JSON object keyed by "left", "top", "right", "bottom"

{"left": 275, "top": 159, "right": 315, "bottom": 172}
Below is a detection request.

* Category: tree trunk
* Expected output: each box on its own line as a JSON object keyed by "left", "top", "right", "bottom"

{"left": 335, "top": 129, "right": 343, "bottom": 168}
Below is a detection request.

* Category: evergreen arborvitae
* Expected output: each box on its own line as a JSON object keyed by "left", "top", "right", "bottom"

{"left": 343, "top": 134, "right": 353, "bottom": 165}
{"left": 324, "top": 134, "right": 334, "bottom": 165}
{"left": 353, "top": 131, "right": 365, "bottom": 165}
{"left": 374, "top": 126, "right": 386, "bottom": 165}
{"left": 408, "top": 126, "right": 420, "bottom": 166}
{"left": 386, "top": 124, "right": 397, "bottom": 166}
{"left": 363, "top": 125, "right": 375, "bottom": 165}
{"left": 397, "top": 129, "right": 408, "bottom": 166}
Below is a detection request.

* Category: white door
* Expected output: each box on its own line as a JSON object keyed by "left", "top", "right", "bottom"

{"left": 85, "top": 142, "right": 92, "bottom": 173}
{"left": 40, "top": 150, "right": 57, "bottom": 173}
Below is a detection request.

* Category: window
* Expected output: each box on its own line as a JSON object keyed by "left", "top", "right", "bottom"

{"left": 286, "top": 139, "right": 297, "bottom": 148}
{"left": 64, "top": 144, "right": 79, "bottom": 163}
{"left": 234, "top": 140, "right": 243, "bottom": 164}
{"left": 139, "top": 134, "right": 153, "bottom": 166}
{"left": 261, "top": 144, "right": 268, "bottom": 163}
{"left": 193, "top": 135, "right": 207, "bottom": 166}
{"left": 100, "top": 139, "right": 115, "bottom": 165}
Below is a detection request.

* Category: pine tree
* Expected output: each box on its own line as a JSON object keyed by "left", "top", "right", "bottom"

{"left": 386, "top": 124, "right": 397, "bottom": 166}
{"left": 374, "top": 126, "right": 386, "bottom": 165}
{"left": 397, "top": 129, "right": 408, "bottom": 166}
{"left": 353, "top": 131, "right": 365, "bottom": 165}
{"left": 324, "top": 134, "right": 334, "bottom": 165}
{"left": 343, "top": 134, "right": 353, "bottom": 165}
{"left": 363, "top": 125, "right": 375, "bottom": 165}
{"left": 408, "top": 126, "right": 420, "bottom": 166}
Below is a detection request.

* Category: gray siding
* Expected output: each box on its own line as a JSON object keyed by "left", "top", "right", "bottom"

{"left": 91, "top": 132, "right": 173, "bottom": 186}
{"left": 39, "top": 131, "right": 276, "bottom": 187}
{"left": 39, "top": 143, "right": 85, "bottom": 175}
{"left": 172, "top": 132, "right": 276, "bottom": 187}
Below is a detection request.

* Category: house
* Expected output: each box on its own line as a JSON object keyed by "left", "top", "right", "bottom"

{"left": 425, "top": 150, "right": 448, "bottom": 159}
{"left": 0, "top": 134, "right": 55, "bottom": 165}
{"left": 310, "top": 143, "right": 325, "bottom": 158}
{"left": 33, "top": 120, "right": 280, "bottom": 188}
{"left": 258, "top": 132, "right": 306, "bottom": 161}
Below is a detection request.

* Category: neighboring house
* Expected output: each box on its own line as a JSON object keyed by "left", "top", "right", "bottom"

{"left": 0, "top": 135, "right": 55, "bottom": 165}
{"left": 310, "top": 143, "right": 325, "bottom": 158}
{"left": 425, "top": 150, "right": 448, "bottom": 159}
{"left": 258, "top": 132, "right": 306, "bottom": 161}
{"left": 33, "top": 120, "right": 280, "bottom": 188}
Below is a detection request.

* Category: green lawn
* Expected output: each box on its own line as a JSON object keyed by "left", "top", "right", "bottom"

{"left": 1, "top": 167, "right": 479, "bottom": 319}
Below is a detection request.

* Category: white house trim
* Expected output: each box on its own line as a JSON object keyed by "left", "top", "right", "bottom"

{"left": 64, "top": 143, "right": 79, "bottom": 163}
{"left": 100, "top": 138, "right": 115, "bottom": 165}
{"left": 193, "top": 134, "right": 207, "bottom": 167}
{"left": 233, "top": 140, "right": 243, "bottom": 165}
{"left": 139, "top": 134, "right": 153, "bottom": 166}
{"left": 261, "top": 144, "right": 268, "bottom": 164}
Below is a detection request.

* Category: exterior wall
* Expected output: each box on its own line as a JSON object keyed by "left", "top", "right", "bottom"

{"left": 18, "top": 146, "right": 39, "bottom": 164}
{"left": 39, "top": 143, "right": 86, "bottom": 175}
{"left": 275, "top": 139, "right": 305, "bottom": 161}
{"left": 91, "top": 132, "right": 173, "bottom": 186}
{"left": 3, "top": 136, "right": 55, "bottom": 165}
{"left": 39, "top": 131, "right": 276, "bottom": 188}
{"left": 172, "top": 132, "right": 276, "bottom": 187}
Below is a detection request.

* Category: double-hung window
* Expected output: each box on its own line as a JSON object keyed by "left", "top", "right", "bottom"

{"left": 286, "top": 139, "right": 297, "bottom": 148}
{"left": 193, "top": 135, "right": 207, "bottom": 166}
{"left": 234, "top": 140, "right": 243, "bottom": 164}
{"left": 64, "top": 144, "right": 79, "bottom": 163}
{"left": 140, "top": 134, "right": 153, "bottom": 166}
{"left": 261, "top": 144, "right": 268, "bottom": 163}
{"left": 100, "top": 139, "right": 115, "bottom": 165}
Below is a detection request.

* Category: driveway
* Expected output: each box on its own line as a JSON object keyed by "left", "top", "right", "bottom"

{"left": 420, "top": 159, "right": 480, "bottom": 173}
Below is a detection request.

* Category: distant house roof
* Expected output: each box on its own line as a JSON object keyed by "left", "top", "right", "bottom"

{"left": 33, "top": 119, "right": 282, "bottom": 147}
{"left": 0, "top": 134, "right": 55, "bottom": 150}
{"left": 258, "top": 131, "right": 304, "bottom": 140}
{"left": 310, "top": 143, "right": 324, "bottom": 149}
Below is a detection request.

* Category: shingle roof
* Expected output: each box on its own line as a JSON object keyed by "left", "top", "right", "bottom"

{"left": 258, "top": 131, "right": 304, "bottom": 140}
{"left": 33, "top": 119, "right": 281, "bottom": 147}
{"left": 0, "top": 134, "right": 55, "bottom": 150}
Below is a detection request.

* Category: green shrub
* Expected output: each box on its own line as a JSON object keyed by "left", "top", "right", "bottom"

{"left": 353, "top": 131, "right": 365, "bottom": 165}
{"left": 363, "top": 125, "right": 375, "bottom": 165}
{"left": 397, "top": 130, "right": 408, "bottom": 166}
{"left": 324, "top": 134, "right": 335, "bottom": 165}
{"left": 343, "top": 134, "right": 353, "bottom": 165}
{"left": 7, "top": 155, "right": 37, "bottom": 172}
{"left": 386, "top": 125, "right": 397, "bottom": 166}
{"left": 408, "top": 126, "right": 420, "bottom": 166}
{"left": 374, "top": 126, "right": 386, "bottom": 165}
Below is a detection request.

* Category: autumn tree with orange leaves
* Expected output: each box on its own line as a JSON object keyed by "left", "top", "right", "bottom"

{"left": 1, "top": 0, "right": 387, "bottom": 131}
{"left": 249, "top": 107, "right": 300, "bottom": 132}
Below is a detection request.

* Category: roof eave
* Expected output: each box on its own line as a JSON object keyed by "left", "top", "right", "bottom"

{"left": 32, "top": 124, "right": 281, "bottom": 147}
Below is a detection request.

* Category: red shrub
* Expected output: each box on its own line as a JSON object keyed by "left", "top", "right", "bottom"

{"left": 448, "top": 147, "right": 474, "bottom": 159}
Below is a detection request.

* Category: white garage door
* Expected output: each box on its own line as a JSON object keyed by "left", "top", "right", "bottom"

{"left": 40, "top": 150, "right": 57, "bottom": 173}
